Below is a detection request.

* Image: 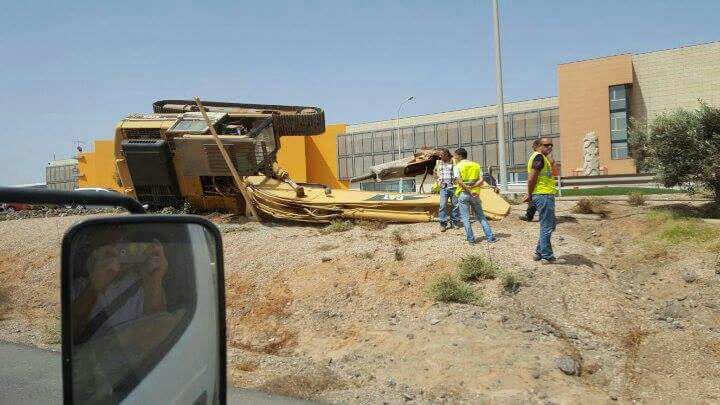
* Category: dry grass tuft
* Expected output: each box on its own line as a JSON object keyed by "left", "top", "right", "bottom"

{"left": 357, "top": 219, "right": 388, "bottom": 231}
{"left": 428, "top": 273, "right": 482, "bottom": 304}
{"left": 627, "top": 192, "right": 647, "bottom": 207}
{"left": 320, "top": 220, "right": 354, "bottom": 234}
{"left": 500, "top": 272, "right": 523, "bottom": 293}
{"left": 259, "top": 367, "right": 348, "bottom": 400}
{"left": 572, "top": 197, "right": 610, "bottom": 217}
{"left": 391, "top": 228, "right": 408, "bottom": 245}
{"left": 355, "top": 250, "right": 375, "bottom": 259}
{"left": 621, "top": 327, "right": 651, "bottom": 383}
{"left": 42, "top": 321, "right": 61, "bottom": 345}
{"left": 457, "top": 255, "right": 499, "bottom": 281}
{"left": 220, "top": 223, "right": 254, "bottom": 233}
{"left": 394, "top": 248, "right": 405, "bottom": 261}
{"left": 317, "top": 243, "right": 339, "bottom": 252}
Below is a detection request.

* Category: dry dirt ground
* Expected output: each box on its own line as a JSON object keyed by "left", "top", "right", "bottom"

{"left": 1, "top": 200, "right": 719, "bottom": 404}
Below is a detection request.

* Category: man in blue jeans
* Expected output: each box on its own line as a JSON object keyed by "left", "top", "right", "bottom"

{"left": 523, "top": 138, "right": 557, "bottom": 263}
{"left": 453, "top": 148, "right": 496, "bottom": 245}
{"left": 435, "top": 149, "right": 459, "bottom": 231}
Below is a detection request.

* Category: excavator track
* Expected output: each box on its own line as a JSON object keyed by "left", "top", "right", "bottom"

{"left": 152, "top": 99, "right": 325, "bottom": 136}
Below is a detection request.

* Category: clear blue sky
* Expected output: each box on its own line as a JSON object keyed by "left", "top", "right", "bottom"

{"left": 0, "top": 0, "right": 718, "bottom": 185}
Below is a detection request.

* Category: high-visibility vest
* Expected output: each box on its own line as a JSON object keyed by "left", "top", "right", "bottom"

{"left": 527, "top": 151, "right": 557, "bottom": 195}
{"left": 455, "top": 160, "right": 483, "bottom": 196}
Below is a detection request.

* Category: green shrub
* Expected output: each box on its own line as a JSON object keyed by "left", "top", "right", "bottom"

{"left": 658, "top": 220, "right": 718, "bottom": 244}
{"left": 627, "top": 192, "right": 646, "bottom": 207}
{"left": 457, "top": 255, "right": 498, "bottom": 281}
{"left": 320, "top": 220, "right": 354, "bottom": 234}
{"left": 500, "top": 272, "right": 523, "bottom": 293}
{"left": 428, "top": 274, "right": 482, "bottom": 304}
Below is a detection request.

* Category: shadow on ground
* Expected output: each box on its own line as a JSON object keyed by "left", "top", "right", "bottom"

{"left": 557, "top": 254, "right": 596, "bottom": 268}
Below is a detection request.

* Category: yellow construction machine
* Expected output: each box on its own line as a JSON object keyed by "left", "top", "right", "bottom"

{"left": 113, "top": 99, "right": 509, "bottom": 223}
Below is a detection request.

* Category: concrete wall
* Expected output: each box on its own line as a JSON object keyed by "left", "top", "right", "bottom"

{"left": 77, "top": 140, "right": 121, "bottom": 190}
{"left": 631, "top": 41, "right": 720, "bottom": 122}
{"left": 558, "top": 54, "right": 636, "bottom": 175}
{"left": 346, "top": 97, "right": 558, "bottom": 133}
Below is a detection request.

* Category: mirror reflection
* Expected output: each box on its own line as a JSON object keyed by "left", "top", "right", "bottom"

{"left": 68, "top": 223, "right": 211, "bottom": 404}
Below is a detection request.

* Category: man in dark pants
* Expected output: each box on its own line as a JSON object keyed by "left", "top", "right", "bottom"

{"left": 523, "top": 138, "right": 558, "bottom": 264}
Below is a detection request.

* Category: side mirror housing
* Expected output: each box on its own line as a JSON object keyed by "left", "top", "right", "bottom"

{"left": 61, "top": 215, "right": 226, "bottom": 404}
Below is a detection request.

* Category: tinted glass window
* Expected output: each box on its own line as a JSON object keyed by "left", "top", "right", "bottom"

{"left": 485, "top": 117, "right": 497, "bottom": 141}
{"left": 447, "top": 122, "right": 459, "bottom": 147}
{"left": 459, "top": 121, "right": 472, "bottom": 145}
{"left": 401, "top": 127, "right": 414, "bottom": 151}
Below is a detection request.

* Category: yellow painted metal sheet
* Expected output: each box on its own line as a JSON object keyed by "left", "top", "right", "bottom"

{"left": 246, "top": 176, "right": 510, "bottom": 223}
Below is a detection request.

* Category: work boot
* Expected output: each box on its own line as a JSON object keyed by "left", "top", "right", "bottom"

{"left": 440, "top": 223, "right": 448, "bottom": 232}
{"left": 533, "top": 254, "right": 542, "bottom": 261}
{"left": 519, "top": 215, "right": 531, "bottom": 222}
{"left": 540, "top": 257, "right": 557, "bottom": 265}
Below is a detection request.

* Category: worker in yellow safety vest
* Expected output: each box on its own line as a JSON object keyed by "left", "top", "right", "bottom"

{"left": 452, "top": 148, "right": 497, "bottom": 245}
{"left": 523, "top": 137, "right": 558, "bottom": 263}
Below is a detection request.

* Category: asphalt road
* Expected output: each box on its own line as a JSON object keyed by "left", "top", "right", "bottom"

{"left": 0, "top": 342, "right": 309, "bottom": 404}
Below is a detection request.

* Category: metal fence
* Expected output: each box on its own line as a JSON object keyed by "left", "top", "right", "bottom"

{"left": 338, "top": 107, "right": 560, "bottom": 184}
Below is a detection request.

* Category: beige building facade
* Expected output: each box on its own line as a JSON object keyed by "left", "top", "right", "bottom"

{"left": 631, "top": 41, "right": 720, "bottom": 122}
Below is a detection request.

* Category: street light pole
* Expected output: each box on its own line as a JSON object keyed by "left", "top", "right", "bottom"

{"left": 396, "top": 96, "right": 414, "bottom": 193}
{"left": 492, "top": 0, "right": 508, "bottom": 194}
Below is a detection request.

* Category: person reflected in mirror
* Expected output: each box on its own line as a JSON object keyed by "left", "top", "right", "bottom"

{"left": 435, "top": 148, "right": 460, "bottom": 232}
{"left": 72, "top": 240, "right": 168, "bottom": 342}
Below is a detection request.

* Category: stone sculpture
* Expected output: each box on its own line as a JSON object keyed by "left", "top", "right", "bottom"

{"left": 582, "top": 132, "right": 600, "bottom": 176}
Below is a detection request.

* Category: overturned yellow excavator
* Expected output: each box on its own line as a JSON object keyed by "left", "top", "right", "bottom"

{"left": 113, "top": 99, "right": 509, "bottom": 223}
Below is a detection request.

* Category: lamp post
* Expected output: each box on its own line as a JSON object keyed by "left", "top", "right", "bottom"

{"left": 492, "top": 0, "right": 508, "bottom": 193}
{"left": 396, "top": 96, "right": 414, "bottom": 193}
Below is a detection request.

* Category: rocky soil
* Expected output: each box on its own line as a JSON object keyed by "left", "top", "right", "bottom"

{"left": 1, "top": 200, "right": 719, "bottom": 403}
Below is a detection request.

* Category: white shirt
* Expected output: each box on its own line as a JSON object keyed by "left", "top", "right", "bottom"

{"left": 74, "top": 273, "right": 144, "bottom": 337}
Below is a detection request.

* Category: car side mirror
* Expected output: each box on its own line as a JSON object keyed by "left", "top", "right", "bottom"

{"left": 61, "top": 215, "right": 226, "bottom": 404}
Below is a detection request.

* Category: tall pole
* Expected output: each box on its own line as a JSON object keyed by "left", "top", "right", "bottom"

{"left": 492, "top": 0, "right": 508, "bottom": 194}
{"left": 396, "top": 96, "right": 414, "bottom": 193}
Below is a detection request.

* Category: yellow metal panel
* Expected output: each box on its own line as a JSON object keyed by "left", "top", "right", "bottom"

{"left": 305, "top": 124, "right": 349, "bottom": 189}
{"left": 77, "top": 140, "right": 121, "bottom": 190}
{"left": 276, "top": 136, "right": 308, "bottom": 182}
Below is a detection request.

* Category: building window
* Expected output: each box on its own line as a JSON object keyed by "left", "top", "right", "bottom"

{"left": 610, "top": 111, "right": 628, "bottom": 141}
{"left": 610, "top": 85, "right": 628, "bottom": 111}
{"left": 611, "top": 143, "right": 629, "bottom": 160}
{"left": 609, "top": 85, "right": 631, "bottom": 160}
